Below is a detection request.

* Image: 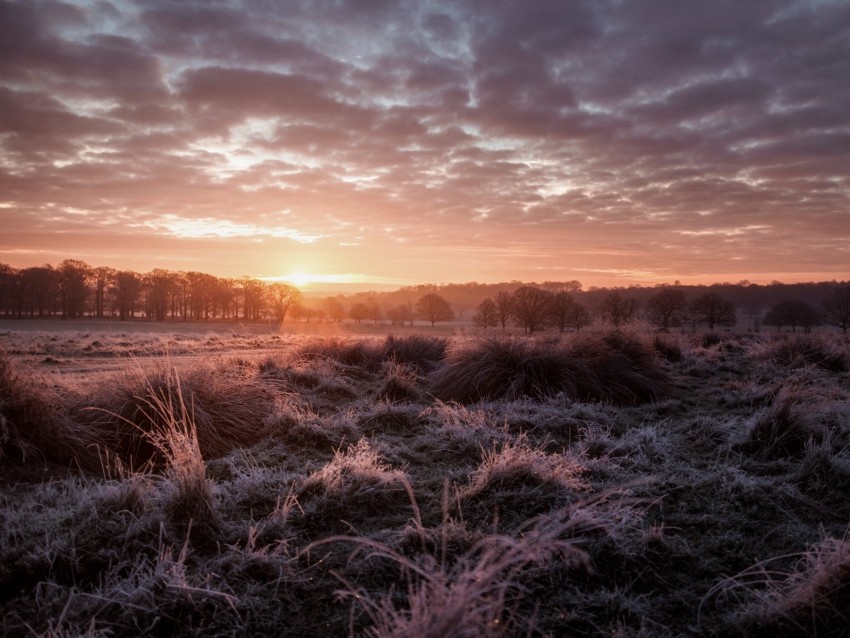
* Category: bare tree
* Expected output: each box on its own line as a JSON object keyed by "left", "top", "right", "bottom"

{"left": 690, "top": 291, "right": 736, "bottom": 330}
{"left": 600, "top": 291, "right": 638, "bottom": 328}
{"left": 548, "top": 291, "right": 575, "bottom": 332}
{"left": 473, "top": 298, "right": 498, "bottom": 329}
{"left": 570, "top": 303, "right": 593, "bottom": 331}
{"left": 823, "top": 284, "right": 850, "bottom": 334}
{"left": 57, "top": 259, "right": 91, "bottom": 318}
{"left": 764, "top": 300, "right": 819, "bottom": 333}
{"left": 112, "top": 271, "right": 142, "bottom": 320}
{"left": 647, "top": 288, "right": 687, "bottom": 331}
{"left": 349, "top": 301, "right": 368, "bottom": 323}
{"left": 494, "top": 291, "right": 513, "bottom": 330}
{"left": 91, "top": 266, "right": 114, "bottom": 318}
{"left": 268, "top": 282, "right": 302, "bottom": 323}
{"left": 511, "top": 286, "right": 553, "bottom": 333}
{"left": 322, "top": 296, "right": 346, "bottom": 323}
{"left": 416, "top": 293, "right": 454, "bottom": 327}
{"left": 364, "top": 297, "right": 383, "bottom": 325}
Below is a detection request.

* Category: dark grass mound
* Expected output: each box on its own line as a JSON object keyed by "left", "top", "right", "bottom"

{"left": 382, "top": 335, "right": 448, "bottom": 373}
{"left": 292, "top": 440, "right": 411, "bottom": 536}
{"left": 569, "top": 332, "right": 669, "bottom": 404}
{"left": 80, "top": 364, "right": 275, "bottom": 465}
{"left": 429, "top": 337, "right": 593, "bottom": 403}
{"left": 296, "top": 338, "right": 385, "bottom": 372}
{"left": 0, "top": 353, "right": 95, "bottom": 467}
{"left": 738, "top": 399, "right": 820, "bottom": 461}
{"left": 653, "top": 333, "right": 683, "bottom": 362}
{"left": 430, "top": 334, "right": 668, "bottom": 405}
{"left": 766, "top": 335, "right": 847, "bottom": 372}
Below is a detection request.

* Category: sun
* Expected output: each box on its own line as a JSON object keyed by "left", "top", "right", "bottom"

{"left": 285, "top": 271, "right": 314, "bottom": 288}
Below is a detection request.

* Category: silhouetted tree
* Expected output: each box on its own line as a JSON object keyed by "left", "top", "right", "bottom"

{"left": 322, "top": 296, "right": 346, "bottom": 323}
{"left": 57, "top": 259, "right": 91, "bottom": 319}
{"left": 473, "top": 298, "right": 498, "bottom": 329}
{"left": 416, "top": 293, "right": 454, "bottom": 327}
{"left": 548, "top": 291, "right": 576, "bottom": 332}
{"left": 511, "top": 286, "right": 553, "bottom": 333}
{"left": 19, "top": 265, "right": 57, "bottom": 317}
{"left": 823, "top": 284, "right": 850, "bottom": 334}
{"left": 764, "top": 300, "right": 819, "bottom": 333}
{"left": 240, "top": 277, "right": 266, "bottom": 321}
{"left": 569, "top": 303, "right": 593, "bottom": 332}
{"left": 364, "top": 297, "right": 383, "bottom": 324}
{"left": 647, "top": 288, "right": 687, "bottom": 331}
{"left": 600, "top": 291, "right": 638, "bottom": 327}
{"left": 494, "top": 291, "right": 513, "bottom": 330}
{"left": 349, "top": 301, "right": 368, "bottom": 323}
{"left": 268, "top": 282, "right": 301, "bottom": 323}
{"left": 690, "top": 291, "right": 736, "bottom": 329}
{"left": 146, "top": 269, "right": 175, "bottom": 321}
{"left": 112, "top": 271, "right": 142, "bottom": 320}
{"left": 91, "top": 266, "right": 114, "bottom": 318}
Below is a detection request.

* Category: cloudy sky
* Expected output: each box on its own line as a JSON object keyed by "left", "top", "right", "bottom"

{"left": 1, "top": 0, "right": 849, "bottom": 289}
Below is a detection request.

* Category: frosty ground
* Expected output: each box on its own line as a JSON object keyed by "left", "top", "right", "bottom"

{"left": 2, "top": 322, "right": 849, "bottom": 636}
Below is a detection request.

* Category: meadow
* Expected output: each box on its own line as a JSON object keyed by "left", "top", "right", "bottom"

{"left": 2, "top": 321, "right": 849, "bottom": 636}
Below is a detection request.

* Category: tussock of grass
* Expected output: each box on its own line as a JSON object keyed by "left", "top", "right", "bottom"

{"left": 740, "top": 399, "right": 818, "bottom": 460}
{"left": 294, "top": 440, "right": 411, "bottom": 535}
{"left": 457, "top": 440, "right": 589, "bottom": 528}
{"left": 297, "top": 337, "right": 384, "bottom": 371}
{"left": 429, "top": 336, "right": 594, "bottom": 403}
{"left": 430, "top": 333, "right": 668, "bottom": 405}
{"left": 376, "top": 360, "right": 423, "bottom": 403}
{"left": 382, "top": 335, "right": 448, "bottom": 373}
{"left": 0, "top": 353, "right": 94, "bottom": 467}
{"left": 712, "top": 537, "right": 850, "bottom": 635}
{"left": 764, "top": 334, "right": 847, "bottom": 372}
{"left": 82, "top": 362, "right": 275, "bottom": 464}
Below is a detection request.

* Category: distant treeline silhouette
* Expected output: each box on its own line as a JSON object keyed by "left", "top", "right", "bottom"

{"left": 0, "top": 260, "right": 848, "bottom": 333}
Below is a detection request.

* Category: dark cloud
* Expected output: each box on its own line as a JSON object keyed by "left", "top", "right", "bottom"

{"left": 1, "top": 0, "right": 848, "bottom": 285}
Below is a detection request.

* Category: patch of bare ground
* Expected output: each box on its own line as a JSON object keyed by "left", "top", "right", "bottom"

{"left": 1, "top": 327, "right": 850, "bottom": 636}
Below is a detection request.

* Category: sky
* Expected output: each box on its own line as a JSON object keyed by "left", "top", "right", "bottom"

{"left": 1, "top": 0, "right": 849, "bottom": 291}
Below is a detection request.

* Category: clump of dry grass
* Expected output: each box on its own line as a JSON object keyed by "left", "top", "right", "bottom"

{"left": 296, "top": 337, "right": 385, "bottom": 372}
{"left": 376, "top": 360, "right": 423, "bottom": 403}
{"left": 382, "top": 335, "right": 448, "bottom": 373}
{"left": 430, "top": 334, "right": 668, "bottom": 405}
{"left": 0, "top": 352, "right": 95, "bottom": 467}
{"left": 429, "top": 337, "right": 593, "bottom": 403}
{"left": 132, "top": 369, "right": 221, "bottom": 543}
{"left": 739, "top": 398, "right": 819, "bottom": 460}
{"left": 81, "top": 362, "right": 275, "bottom": 465}
{"left": 763, "top": 334, "right": 847, "bottom": 372}
{"left": 710, "top": 537, "right": 850, "bottom": 635}
{"left": 293, "top": 439, "right": 411, "bottom": 536}
{"left": 568, "top": 331, "right": 670, "bottom": 405}
{"left": 457, "top": 439, "right": 589, "bottom": 528}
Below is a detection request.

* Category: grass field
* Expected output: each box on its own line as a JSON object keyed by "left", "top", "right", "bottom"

{"left": 2, "top": 322, "right": 849, "bottom": 636}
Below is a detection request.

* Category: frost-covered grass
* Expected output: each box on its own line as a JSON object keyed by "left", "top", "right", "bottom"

{"left": 2, "top": 329, "right": 850, "bottom": 636}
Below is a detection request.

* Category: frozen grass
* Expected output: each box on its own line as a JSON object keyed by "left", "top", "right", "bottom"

{"left": 2, "top": 329, "right": 850, "bottom": 636}
{"left": 430, "top": 332, "right": 668, "bottom": 405}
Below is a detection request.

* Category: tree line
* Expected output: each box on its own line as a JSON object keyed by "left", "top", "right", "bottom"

{"left": 468, "top": 284, "right": 850, "bottom": 334}
{"left": 1, "top": 260, "right": 848, "bottom": 333}
{"left": 0, "top": 260, "right": 302, "bottom": 323}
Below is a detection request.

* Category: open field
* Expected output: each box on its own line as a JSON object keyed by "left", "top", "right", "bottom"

{"left": 2, "top": 324, "right": 850, "bottom": 636}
